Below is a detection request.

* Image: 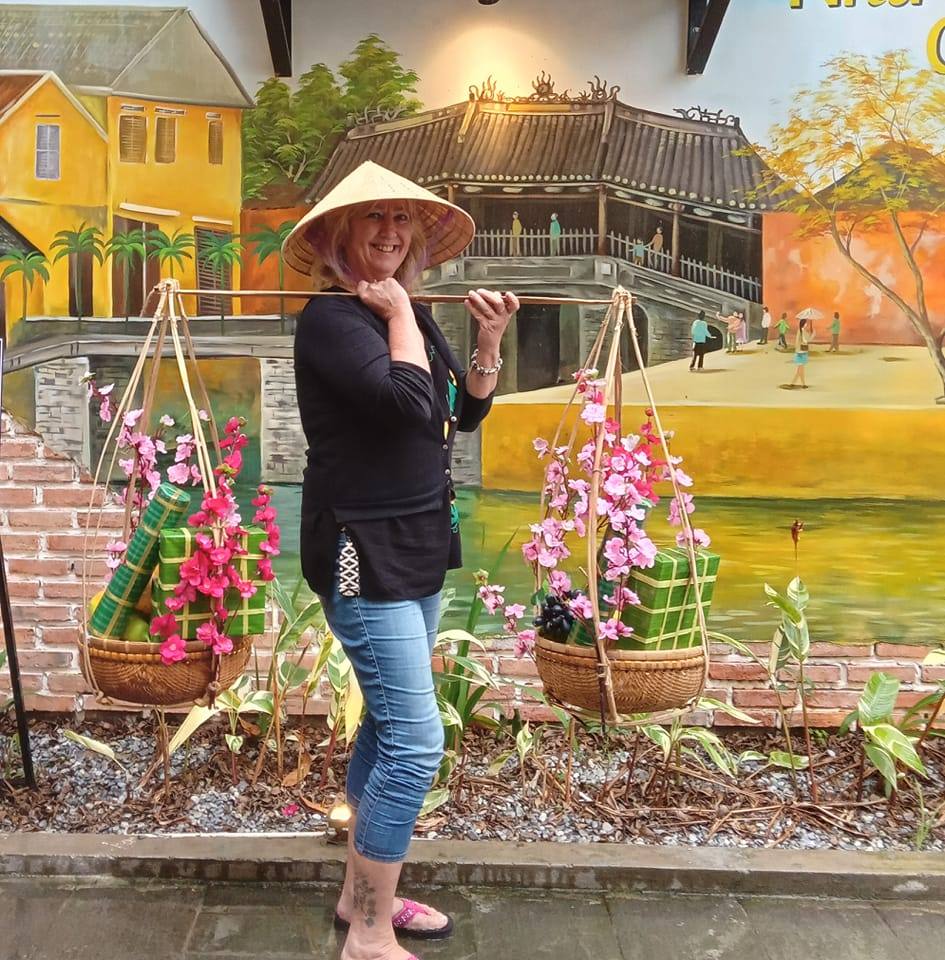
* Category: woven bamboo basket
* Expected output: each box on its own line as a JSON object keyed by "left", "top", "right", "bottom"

{"left": 78, "top": 632, "right": 255, "bottom": 707}
{"left": 535, "top": 636, "right": 705, "bottom": 715}
{"left": 79, "top": 279, "right": 258, "bottom": 709}
{"left": 531, "top": 286, "right": 712, "bottom": 724}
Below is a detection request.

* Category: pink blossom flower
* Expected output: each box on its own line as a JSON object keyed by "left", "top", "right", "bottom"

{"left": 197, "top": 408, "right": 210, "bottom": 422}
{"left": 673, "top": 468, "right": 693, "bottom": 488}
{"left": 568, "top": 594, "right": 594, "bottom": 620}
{"left": 676, "top": 527, "right": 711, "bottom": 549}
{"left": 281, "top": 802, "right": 300, "bottom": 818}
{"left": 122, "top": 409, "right": 144, "bottom": 429}
{"left": 99, "top": 399, "right": 113, "bottom": 423}
{"left": 477, "top": 582, "right": 506, "bottom": 615}
{"left": 159, "top": 414, "right": 175, "bottom": 427}
{"left": 98, "top": 383, "right": 114, "bottom": 397}
{"left": 150, "top": 613, "right": 178, "bottom": 638}
{"left": 603, "top": 586, "right": 641, "bottom": 609}
{"left": 533, "top": 438, "right": 550, "bottom": 458}
{"left": 668, "top": 493, "right": 695, "bottom": 528}
{"left": 503, "top": 604, "right": 525, "bottom": 632}
{"left": 257, "top": 557, "right": 274, "bottom": 581}
{"left": 581, "top": 402, "right": 606, "bottom": 425}
{"left": 549, "top": 570, "right": 571, "bottom": 595}
{"left": 514, "top": 629, "right": 536, "bottom": 658}
{"left": 159, "top": 633, "right": 187, "bottom": 665}
{"left": 118, "top": 458, "right": 135, "bottom": 478}
{"left": 599, "top": 618, "right": 633, "bottom": 643}
{"left": 212, "top": 633, "right": 233, "bottom": 656}
{"left": 196, "top": 621, "right": 223, "bottom": 647}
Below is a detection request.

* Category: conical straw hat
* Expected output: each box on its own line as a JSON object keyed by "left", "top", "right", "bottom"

{"left": 282, "top": 160, "right": 475, "bottom": 277}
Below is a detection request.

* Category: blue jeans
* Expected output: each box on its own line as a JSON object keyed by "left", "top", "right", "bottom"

{"left": 319, "top": 580, "right": 443, "bottom": 862}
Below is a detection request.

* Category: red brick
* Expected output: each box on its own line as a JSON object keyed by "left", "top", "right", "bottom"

{"left": 14, "top": 626, "right": 37, "bottom": 646}
{"left": 0, "top": 487, "right": 38, "bottom": 507}
{"left": 777, "top": 664, "right": 842, "bottom": 683}
{"left": 847, "top": 664, "right": 919, "bottom": 684}
{"left": 22, "top": 693, "right": 83, "bottom": 712}
{"left": 7, "top": 558, "right": 70, "bottom": 577}
{"left": 0, "top": 439, "right": 40, "bottom": 459}
{"left": 875, "top": 643, "right": 928, "bottom": 659}
{"left": 896, "top": 690, "right": 937, "bottom": 708}
{"left": 6, "top": 579, "right": 40, "bottom": 598}
{"left": 0, "top": 464, "right": 10, "bottom": 480}
{"left": 11, "top": 463, "right": 76, "bottom": 483}
{"left": 713, "top": 708, "right": 777, "bottom": 727}
{"left": 12, "top": 603, "right": 74, "bottom": 622}
{"left": 809, "top": 643, "right": 871, "bottom": 658}
{"left": 709, "top": 662, "right": 769, "bottom": 681}
{"left": 498, "top": 659, "right": 540, "bottom": 677}
{"left": 516, "top": 704, "right": 559, "bottom": 723}
{"left": 8, "top": 509, "right": 75, "bottom": 529}
{"left": 17, "top": 650, "right": 77, "bottom": 670}
{"left": 43, "top": 487, "right": 107, "bottom": 508}
{"left": 41, "top": 581, "right": 87, "bottom": 600}
{"left": 786, "top": 708, "right": 850, "bottom": 728}
{"left": 40, "top": 443, "right": 72, "bottom": 461}
{"left": 45, "top": 672, "right": 94, "bottom": 694}
{"left": 805, "top": 691, "right": 861, "bottom": 709}
{"left": 47, "top": 533, "right": 116, "bottom": 552}
{"left": 733, "top": 689, "right": 798, "bottom": 708}
{"left": 40, "top": 625, "right": 83, "bottom": 645}
{"left": 0, "top": 533, "right": 42, "bottom": 553}
{"left": 921, "top": 666, "right": 945, "bottom": 683}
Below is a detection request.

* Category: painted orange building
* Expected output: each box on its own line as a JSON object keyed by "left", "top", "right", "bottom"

{"left": 762, "top": 212, "right": 945, "bottom": 346}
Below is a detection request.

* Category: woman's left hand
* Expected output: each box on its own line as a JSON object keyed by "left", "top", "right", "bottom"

{"left": 465, "top": 288, "right": 519, "bottom": 353}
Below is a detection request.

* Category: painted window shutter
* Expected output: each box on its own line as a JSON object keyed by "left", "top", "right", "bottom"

{"left": 119, "top": 114, "right": 147, "bottom": 163}
{"left": 35, "top": 124, "right": 60, "bottom": 180}
{"left": 195, "top": 227, "right": 232, "bottom": 316}
{"left": 208, "top": 120, "right": 224, "bottom": 165}
{"left": 155, "top": 116, "right": 176, "bottom": 164}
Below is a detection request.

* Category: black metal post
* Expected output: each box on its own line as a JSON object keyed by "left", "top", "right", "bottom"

{"left": 0, "top": 526, "right": 37, "bottom": 789}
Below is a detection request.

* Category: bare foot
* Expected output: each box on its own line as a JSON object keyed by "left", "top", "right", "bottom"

{"left": 340, "top": 935, "right": 417, "bottom": 960}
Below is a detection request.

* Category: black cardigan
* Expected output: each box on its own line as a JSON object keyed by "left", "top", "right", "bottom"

{"left": 294, "top": 291, "right": 493, "bottom": 597}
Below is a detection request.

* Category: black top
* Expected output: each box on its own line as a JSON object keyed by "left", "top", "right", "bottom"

{"left": 294, "top": 290, "right": 493, "bottom": 600}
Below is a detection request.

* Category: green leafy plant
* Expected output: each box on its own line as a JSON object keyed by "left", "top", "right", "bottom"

{"left": 247, "top": 221, "right": 295, "bottom": 324}
{"left": 764, "top": 576, "right": 820, "bottom": 800}
{"left": 839, "top": 672, "right": 927, "bottom": 798}
{"left": 50, "top": 223, "right": 104, "bottom": 320}
{"left": 196, "top": 232, "right": 243, "bottom": 324}
{"left": 0, "top": 250, "right": 50, "bottom": 324}
{"left": 104, "top": 230, "right": 147, "bottom": 322}
{"left": 146, "top": 228, "right": 195, "bottom": 279}
{"left": 214, "top": 675, "right": 275, "bottom": 784}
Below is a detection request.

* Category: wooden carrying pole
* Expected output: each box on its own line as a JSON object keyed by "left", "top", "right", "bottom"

{"left": 174, "top": 288, "right": 615, "bottom": 307}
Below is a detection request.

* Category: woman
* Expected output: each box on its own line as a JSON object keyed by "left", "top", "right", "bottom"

{"left": 789, "top": 316, "right": 812, "bottom": 388}
{"left": 283, "top": 160, "right": 518, "bottom": 960}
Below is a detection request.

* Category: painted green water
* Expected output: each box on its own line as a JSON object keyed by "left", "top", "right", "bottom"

{"left": 237, "top": 485, "right": 945, "bottom": 646}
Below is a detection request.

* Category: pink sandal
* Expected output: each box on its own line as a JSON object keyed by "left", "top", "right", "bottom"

{"left": 334, "top": 898, "right": 454, "bottom": 941}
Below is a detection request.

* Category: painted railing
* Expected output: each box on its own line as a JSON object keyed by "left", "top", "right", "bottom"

{"left": 468, "top": 227, "right": 598, "bottom": 258}
{"left": 607, "top": 232, "right": 761, "bottom": 302}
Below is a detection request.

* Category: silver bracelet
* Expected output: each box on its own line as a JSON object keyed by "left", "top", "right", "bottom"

{"left": 470, "top": 348, "right": 503, "bottom": 376}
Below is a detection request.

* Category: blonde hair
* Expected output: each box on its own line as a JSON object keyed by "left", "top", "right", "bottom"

{"left": 307, "top": 200, "right": 430, "bottom": 291}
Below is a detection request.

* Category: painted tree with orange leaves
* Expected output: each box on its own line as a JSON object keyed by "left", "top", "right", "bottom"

{"left": 753, "top": 51, "right": 945, "bottom": 400}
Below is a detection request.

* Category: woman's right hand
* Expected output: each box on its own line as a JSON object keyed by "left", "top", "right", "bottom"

{"left": 356, "top": 279, "right": 412, "bottom": 323}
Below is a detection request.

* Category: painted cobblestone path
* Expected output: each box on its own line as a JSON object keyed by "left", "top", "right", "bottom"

{"left": 1, "top": 876, "right": 943, "bottom": 959}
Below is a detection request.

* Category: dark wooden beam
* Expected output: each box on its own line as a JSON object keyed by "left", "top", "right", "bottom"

{"left": 687, "top": 0, "right": 731, "bottom": 75}
{"left": 260, "top": 0, "right": 292, "bottom": 77}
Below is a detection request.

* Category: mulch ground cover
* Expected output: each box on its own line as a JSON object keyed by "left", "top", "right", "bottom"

{"left": 1, "top": 714, "right": 943, "bottom": 851}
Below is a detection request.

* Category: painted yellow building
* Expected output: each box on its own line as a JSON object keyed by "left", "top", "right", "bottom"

{"left": 0, "top": 5, "right": 250, "bottom": 341}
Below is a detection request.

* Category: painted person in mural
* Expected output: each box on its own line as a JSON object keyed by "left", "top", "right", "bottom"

{"left": 284, "top": 160, "right": 519, "bottom": 959}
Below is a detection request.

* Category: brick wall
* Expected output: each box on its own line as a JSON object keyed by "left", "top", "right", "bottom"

{"left": 2, "top": 409, "right": 942, "bottom": 725}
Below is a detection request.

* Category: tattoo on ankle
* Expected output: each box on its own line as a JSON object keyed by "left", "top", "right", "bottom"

{"left": 352, "top": 873, "right": 377, "bottom": 928}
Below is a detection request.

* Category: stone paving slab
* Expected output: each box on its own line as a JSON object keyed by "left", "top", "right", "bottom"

{"left": 1, "top": 876, "right": 944, "bottom": 960}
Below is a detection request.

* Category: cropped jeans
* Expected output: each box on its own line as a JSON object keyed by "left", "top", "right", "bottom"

{"left": 319, "top": 579, "right": 443, "bottom": 863}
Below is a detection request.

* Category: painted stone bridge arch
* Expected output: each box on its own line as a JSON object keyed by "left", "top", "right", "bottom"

{"left": 421, "top": 253, "right": 756, "bottom": 395}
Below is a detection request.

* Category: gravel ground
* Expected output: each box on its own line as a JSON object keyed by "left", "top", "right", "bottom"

{"left": 1, "top": 715, "right": 943, "bottom": 852}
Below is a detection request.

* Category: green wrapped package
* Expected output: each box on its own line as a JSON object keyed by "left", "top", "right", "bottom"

{"left": 619, "top": 547, "right": 720, "bottom": 651}
{"left": 89, "top": 483, "right": 191, "bottom": 640}
{"left": 152, "top": 525, "right": 267, "bottom": 639}
{"left": 564, "top": 547, "right": 719, "bottom": 651}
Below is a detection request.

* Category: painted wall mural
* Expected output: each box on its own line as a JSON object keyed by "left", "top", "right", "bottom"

{"left": 1, "top": 0, "right": 943, "bottom": 646}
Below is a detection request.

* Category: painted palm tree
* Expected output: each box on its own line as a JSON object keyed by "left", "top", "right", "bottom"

{"left": 50, "top": 223, "right": 104, "bottom": 321}
{"left": 197, "top": 232, "right": 243, "bottom": 325}
{"left": 0, "top": 250, "right": 50, "bottom": 326}
{"left": 146, "top": 227, "right": 195, "bottom": 279}
{"left": 104, "top": 229, "right": 147, "bottom": 322}
{"left": 247, "top": 220, "right": 295, "bottom": 327}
